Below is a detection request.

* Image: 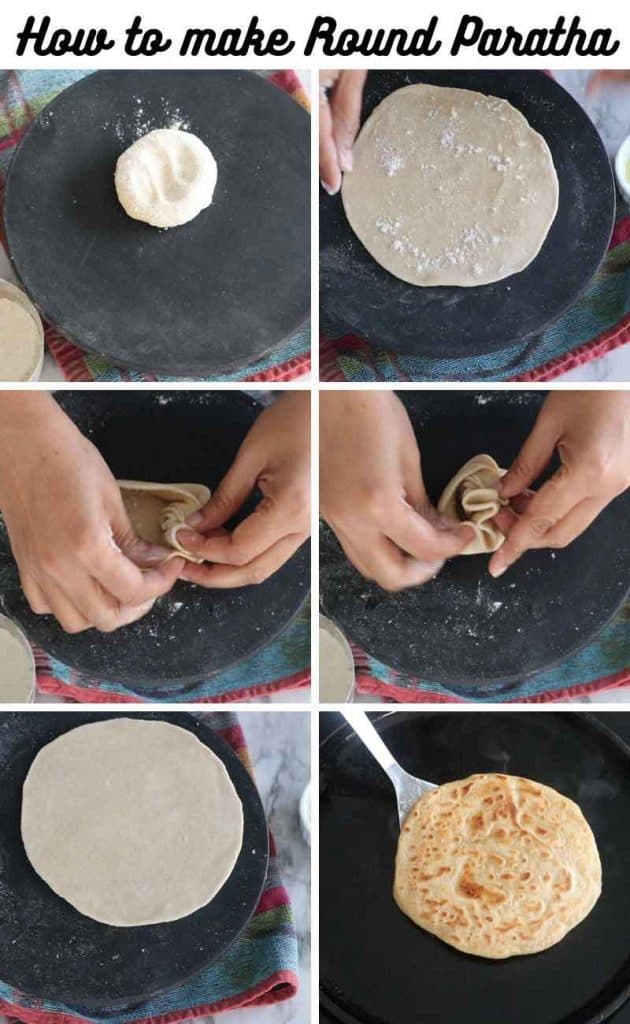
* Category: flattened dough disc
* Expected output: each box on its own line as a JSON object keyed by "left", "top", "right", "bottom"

{"left": 320, "top": 70, "right": 615, "bottom": 359}
{"left": 0, "top": 711, "right": 268, "bottom": 1009}
{"left": 22, "top": 718, "right": 244, "bottom": 926}
{"left": 342, "top": 83, "right": 559, "bottom": 287}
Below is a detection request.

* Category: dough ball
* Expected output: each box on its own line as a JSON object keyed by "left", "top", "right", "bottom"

{"left": 342, "top": 83, "right": 559, "bottom": 286}
{"left": 115, "top": 128, "right": 217, "bottom": 229}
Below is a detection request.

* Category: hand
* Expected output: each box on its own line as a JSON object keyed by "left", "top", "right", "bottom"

{"left": 489, "top": 391, "right": 630, "bottom": 578}
{"left": 0, "top": 394, "right": 182, "bottom": 633}
{"left": 320, "top": 70, "right": 367, "bottom": 195}
{"left": 176, "top": 393, "right": 310, "bottom": 587}
{"left": 320, "top": 392, "right": 473, "bottom": 591}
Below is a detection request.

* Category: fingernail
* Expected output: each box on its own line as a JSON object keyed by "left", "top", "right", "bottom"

{"left": 186, "top": 511, "right": 203, "bottom": 527}
{"left": 176, "top": 529, "right": 198, "bottom": 547}
{"left": 489, "top": 560, "right": 507, "bottom": 578}
{"left": 320, "top": 179, "right": 339, "bottom": 196}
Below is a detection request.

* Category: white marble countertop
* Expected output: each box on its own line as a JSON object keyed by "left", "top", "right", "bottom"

{"left": 0, "top": 710, "right": 311, "bottom": 1024}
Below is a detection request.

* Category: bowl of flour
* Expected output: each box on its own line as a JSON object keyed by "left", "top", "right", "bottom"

{"left": 0, "top": 614, "right": 36, "bottom": 701}
{"left": 0, "top": 279, "right": 44, "bottom": 381}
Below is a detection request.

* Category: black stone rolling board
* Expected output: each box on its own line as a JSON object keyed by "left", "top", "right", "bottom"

{"left": 319, "top": 711, "right": 630, "bottom": 1024}
{"left": 320, "top": 391, "right": 630, "bottom": 691}
{"left": 0, "top": 392, "right": 310, "bottom": 695}
{"left": 3, "top": 70, "right": 310, "bottom": 377}
{"left": 320, "top": 70, "right": 615, "bottom": 360}
{"left": 0, "top": 710, "right": 268, "bottom": 1011}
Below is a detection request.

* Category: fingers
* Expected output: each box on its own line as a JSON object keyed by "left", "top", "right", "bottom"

{"left": 489, "top": 466, "right": 593, "bottom": 577}
{"left": 91, "top": 541, "right": 182, "bottom": 608}
{"left": 178, "top": 484, "right": 309, "bottom": 567}
{"left": 180, "top": 532, "right": 306, "bottom": 588}
{"left": 42, "top": 581, "right": 91, "bottom": 634}
{"left": 319, "top": 86, "right": 342, "bottom": 195}
{"left": 185, "top": 456, "right": 259, "bottom": 535}
{"left": 330, "top": 70, "right": 367, "bottom": 173}
{"left": 386, "top": 501, "right": 474, "bottom": 563}
{"left": 500, "top": 410, "right": 559, "bottom": 499}
{"left": 338, "top": 529, "right": 443, "bottom": 592}
{"left": 21, "top": 574, "right": 51, "bottom": 615}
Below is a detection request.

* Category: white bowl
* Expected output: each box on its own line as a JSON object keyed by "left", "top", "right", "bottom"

{"left": 0, "top": 613, "right": 36, "bottom": 702}
{"left": 319, "top": 614, "right": 356, "bottom": 702}
{"left": 614, "top": 135, "right": 630, "bottom": 205}
{"left": 0, "top": 279, "right": 44, "bottom": 381}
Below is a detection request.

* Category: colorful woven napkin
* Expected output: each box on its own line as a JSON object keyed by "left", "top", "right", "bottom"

{"left": 0, "top": 711, "right": 299, "bottom": 1023}
{"left": 0, "top": 69, "right": 310, "bottom": 382}
{"left": 34, "top": 604, "right": 310, "bottom": 703}
{"left": 352, "top": 599, "right": 630, "bottom": 703}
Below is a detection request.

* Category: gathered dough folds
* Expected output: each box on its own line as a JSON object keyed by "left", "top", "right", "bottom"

{"left": 119, "top": 480, "right": 210, "bottom": 563}
{"left": 438, "top": 454, "right": 507, "bottom": 555}
{"left": 115, "top": 128, "right": 218, "bottom": 229}
{"left": 342, "top": 83, "right": 559, "bottom": 287}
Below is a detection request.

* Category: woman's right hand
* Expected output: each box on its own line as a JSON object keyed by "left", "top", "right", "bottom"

{"left": 320, "top": 392, "right": 472, "bottom": 590}
{"left": 0, "top": 394, "right": 182, "bottom": 633}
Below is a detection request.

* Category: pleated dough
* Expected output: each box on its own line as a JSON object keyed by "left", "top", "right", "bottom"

{"left": 438, "top": 454, "right": 507, "bottom": 555}
{"left": 119, "top": 480, "right": 210, "bottom": 563}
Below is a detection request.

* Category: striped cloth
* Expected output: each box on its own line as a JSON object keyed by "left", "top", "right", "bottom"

{"left": 0, "top": 69, "right": 311, "bottom": 382}
{"left": 0, "top": 712, "right": 299, "bottom": 1023}
{"left": 321, "top": 208, "right": 630, "bottom": 384}
{"left": 353, "top": 599, "right": 630, "bottom": 703}
{"left": 34, "top": 604, "right": 310, "bottom": 703}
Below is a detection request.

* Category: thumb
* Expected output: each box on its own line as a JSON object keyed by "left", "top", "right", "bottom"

{"left": 186, "top": 452, "right": 259, "bottom": 533}
{"left": 331, "top": 70, "right": 367, "bottom": 173}
{"left": 500, "top": 411, "right": 559, "bottom": 499}
{"left": 108, "top": 492, "right": 179, "bottom": 566}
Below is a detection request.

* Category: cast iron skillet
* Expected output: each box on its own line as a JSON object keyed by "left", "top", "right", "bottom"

{"left": 4, "top": 70, "right": 310, "bottom": 377}
{"left": 0, "top": 710, "right": 269, "bottom": 1012}
{"left": 0, "top": 392, "right": 310, "bottom": 694}
{"left": 320, "top": 711, "right": 630, "bottom": 1024}
{"left": 320, "top": 70, "right": 615, "bottom": 360}
{"left": 320, "top": 391, "right": 630, "bottom": 691}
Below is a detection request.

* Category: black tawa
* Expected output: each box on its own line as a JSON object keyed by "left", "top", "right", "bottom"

{"left": 4, "top": 70, "right": 310, "bottom": 376}
{"left": 320, "top": 391, "right": 630, "bottom": 688}
{"left": 0, "top": 711, "right": 269, "bottom": 1011}
{"left": 320, "top": 70, "right": 615, "bottom": 359}
{"left": 0, "top": 392, "right": 309, "bottom": 694}
{"left": 320, "top": 711, "right": 630, "bottom": 1024}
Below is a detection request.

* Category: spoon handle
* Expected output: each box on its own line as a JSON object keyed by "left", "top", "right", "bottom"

{"left": 341, "top": 708, "right": 402, "bottom": 780}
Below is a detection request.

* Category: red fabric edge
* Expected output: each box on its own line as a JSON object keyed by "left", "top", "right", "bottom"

{"left": 0, "top": 971, "right": 299, "bottom": 1024}
{"left": 356, "top": 666, "right": 630, "bottom": 704}
{"left": 36, "top": 669, "right": 311, "bottom": 704}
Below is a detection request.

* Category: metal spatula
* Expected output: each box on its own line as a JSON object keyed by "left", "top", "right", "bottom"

{"left": 342, "top": 708, "right": 437, "bottom": 826}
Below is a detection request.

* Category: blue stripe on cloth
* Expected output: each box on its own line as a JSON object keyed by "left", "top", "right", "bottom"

{"left": 358, "top": 601, "right": 630, "bottom": 702}
{"left": 40, "top": 604, "right": 310, "bottom": 701}
{"left": 0, "top": 712, "right": 299, "bottom": 1023}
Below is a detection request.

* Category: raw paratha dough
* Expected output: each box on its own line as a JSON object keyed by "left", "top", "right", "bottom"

{"left": 119, "top": 480, "right": 210, "bottom": 563}
{"left": 342, "top": 84, "right": 559, "bottom": 286}
{"left": 21, "top": 718, "right": 244, "bottom": 926}
{"left": 115, "top": 129, "right": 218, "bottom": 229}
{"left": 0, "top": 618, "right": 35, "bottom": 700}
{"left": 438, "top": 454, "right": 507, "bottom": 555}
{"left": 394, "top": 773, "right": 601, "bottom": 959}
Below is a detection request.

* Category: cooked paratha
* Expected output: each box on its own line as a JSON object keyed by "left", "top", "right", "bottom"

{"left": 394, "top": 773, "right": 601, "bottom": 958}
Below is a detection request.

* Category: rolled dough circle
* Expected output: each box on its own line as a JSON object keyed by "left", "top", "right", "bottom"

{"left": 342, "top": 84, "right": 559, "bottom": 287}
{"left": 115, "top": 128, "right": 217, "bottom": 229}
{"left": 21, "top": 718, "right": 244, "bottom": 926}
